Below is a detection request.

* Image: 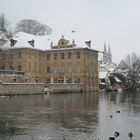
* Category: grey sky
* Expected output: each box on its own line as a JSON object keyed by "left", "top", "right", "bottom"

{"left": 0, "top": 0, "right": 140, "bottom": 63}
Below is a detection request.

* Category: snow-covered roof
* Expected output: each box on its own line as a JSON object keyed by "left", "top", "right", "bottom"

{"left": 100, "top": 63, "right": 106, "bottom": 68}
{"left": 2, "top": 32, "right": 51, "bottom": 50}
{"left": 99, "top": 62, "right": 116, "bottom": 73}
{"left": 1, "top": 32, "right": 99, "bottom": 52}
{"left": 108, "top": 67, "right": 115, "bottom": 73}
{"left": 114, "top": 77, "right": 122, "bottom": 83}
{"left": 99, "top": 71, "right": 108, "bottom": 79}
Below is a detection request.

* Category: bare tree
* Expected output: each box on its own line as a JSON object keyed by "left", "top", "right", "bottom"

{"left": 125, "top": 52, "right": 139, "bottom": 68}
{"left": 0, "top": 13, "right": 8, "bottom": 33}
{"left": 125, "top": 53, "right": 140, "bottom": 90}
{"left": 15, "top": 19, "right": 52, "bottom": 35}
{"left": 0, "top": 13, "right": 12, "bottom": 46}
{"left": 125, "top": 54, "right": 131, "bottom": 67}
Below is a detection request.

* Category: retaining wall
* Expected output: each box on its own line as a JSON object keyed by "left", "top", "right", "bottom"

{"left": 49, "top": 83, "right": 84, "bottom": 93}
{"left": 0, "top": 81, "right": 44, "bottom": 95}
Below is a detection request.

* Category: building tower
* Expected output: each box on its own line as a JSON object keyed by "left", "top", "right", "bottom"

{"left": 108, "top": 44, "right": 112, "bottom": 63}
{"left": 103, "top": 43, "right": 112, "bottom": 64}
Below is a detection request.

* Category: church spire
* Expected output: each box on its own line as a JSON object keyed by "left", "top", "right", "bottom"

{"left": 108, "top": 44, "right": 111, "bottom": 54}
{"left": 104, "top": 43, "right": 107, "bottom": 53}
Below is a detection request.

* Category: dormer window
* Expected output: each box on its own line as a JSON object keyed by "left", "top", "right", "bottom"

{"left": 77, "top": 51, "right": 80, "bottom": 59}
{"left": 10, "top": 39, "right": 17, "bottom": 47}
{"left": 61, "top": 41, "right": 64, "bottom": 45}
{"left": 28, "top": 39, "right": 35, "bottom": 47}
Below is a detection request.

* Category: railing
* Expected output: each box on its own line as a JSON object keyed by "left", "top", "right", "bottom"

{"left": 0, "top": 69, "right": 25, "bottom": 75}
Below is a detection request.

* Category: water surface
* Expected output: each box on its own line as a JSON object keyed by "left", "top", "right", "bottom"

{"left": 0, "top": 91, "right": 140, "bottom": 140}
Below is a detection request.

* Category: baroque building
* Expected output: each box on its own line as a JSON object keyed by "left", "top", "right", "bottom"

{"left": 0, "top": 32, "right": 99, "bottom": 92}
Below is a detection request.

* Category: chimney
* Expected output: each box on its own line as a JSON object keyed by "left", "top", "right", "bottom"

{"left": 28, "top": 39, "right": 35, "bottom": 47}
{"left": 10, "top": 39, "right": 17, "bottom": 47}
{"left": 85, "top": 40, "right": 91, "bottom": 48}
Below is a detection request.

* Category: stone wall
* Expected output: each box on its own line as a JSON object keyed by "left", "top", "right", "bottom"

{"left": 0, "top": 74, "right": 25, "bottom": 83}
{"left": 49, "top": 83, "right": 84, "bottom": 93}
{"left": 0, "top": 81, "right": 44, "bottom": 95}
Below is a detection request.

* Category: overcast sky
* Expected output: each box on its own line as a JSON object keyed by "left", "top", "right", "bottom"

{"left": 0, "top": 0, "right": 140, "bottom": 63}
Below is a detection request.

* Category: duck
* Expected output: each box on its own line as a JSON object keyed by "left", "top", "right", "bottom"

{"left": 128, "top": 132, "right": 133, "bottom": 138}
{"left": 114, "top": 131, "right": 120, "bottom": 137}
{"left": 116, "top": 110, "right": 120, "bottom": 113}
{"left": 108, "top": 137, "right": 115, "bottom": 140}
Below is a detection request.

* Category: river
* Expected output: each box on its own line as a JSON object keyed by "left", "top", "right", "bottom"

{"left": 0, "top": 91, "right": 140, "bottom": 140}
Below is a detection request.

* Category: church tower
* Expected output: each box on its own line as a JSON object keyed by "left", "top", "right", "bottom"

{"left": 103, "top": 43, "right": 112, "bottom": 64}
{"left": 108, "top": 44, "right": 112, "bottom": 63}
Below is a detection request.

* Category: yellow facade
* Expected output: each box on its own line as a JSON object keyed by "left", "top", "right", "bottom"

{"left": 0, "top": 37, "right": 99, "bottom": 92}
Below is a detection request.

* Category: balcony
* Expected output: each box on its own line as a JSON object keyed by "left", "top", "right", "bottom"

{"left": 0, "top": 69, "right": 25, "bottom": 76}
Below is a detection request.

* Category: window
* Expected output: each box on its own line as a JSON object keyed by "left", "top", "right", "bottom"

{"left": 61, "top": 53, "right": 64, "bottom": 59}
{"left": 67, "top": 66, "right": 72, "bottom": 73}
{"left": 1, "top": 66, "right": 5, "bottom": 70}
{"left": 53, "top": 67, "right": 58, "bottom": 73}
{"left": 76, "top": 65, "right": 80, "bottom": 72}
{"left": 54, "top": 53, "right": 57, "bottom": 60}
{"left": 59, "top": 77, "right": 64, "bottom": 83}
{"left": 13, "top": 77, "right": 16, "bottom": 82}
{"left": 47, "top": 78, "right": 50, "bottom": 84}
{"left": 61, "top": 41, "right": 64, "bottom": 45}
{"left": 25, "top": 78, "right": 28, "bottom": 82}
{"left": 47, "top": 66, "right": 50, "bottom": 73}
{"left": 59, "top": 66, "right": 64, "bottom": 73}
{"left": 54, "top": 78, "right": 58, "bottom": 83}
{"left": 9, "top": 65, "right": 14, "bottom": 70}
{"left": 77, "top": 51, "right": 80, "bottom": 59}
{"left": 18, "top": 65, "right": 21, "bottom": 71}
{"left": 77, "top": 78, "right": 80, "bottom": 83}
{"left": 35, "top": 77, "right": 39, "bottom": 83}
{"left": 68, "top": 52, "right": 72, "bottom": 59}
{"left": 18, "top": 52, "right": 21, "bottom": 58}
{"left": 47, "top": 53, "right": 50, "bottom": 60}
{"left": 67, "top": 78, "right": 72, "bottom": 83}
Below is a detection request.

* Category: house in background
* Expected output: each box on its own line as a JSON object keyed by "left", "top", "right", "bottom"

{"left": 117, "top": 59, "right": 128, "bottom": 70}
{"left": 98, "top": 44, "right": 114, "bottom": 89}
{"left": 99, "top": 67, "right": 110, "bottom": 89}
{"left": 98, "top": 44, "right": 125, "bottom": 91}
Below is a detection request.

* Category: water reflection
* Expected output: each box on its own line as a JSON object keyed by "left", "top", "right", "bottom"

{"left": 0, "top": 91, "right": 140, "bottom": 140}
{"left": 0, "top": 93, "right": 99, "bottom": 140}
